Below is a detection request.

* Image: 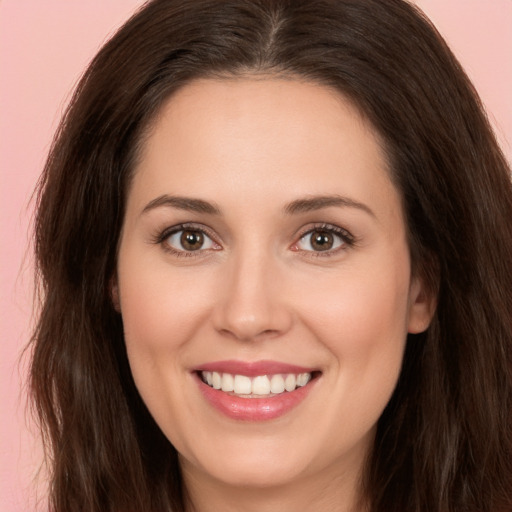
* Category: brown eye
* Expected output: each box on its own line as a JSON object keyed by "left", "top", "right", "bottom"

{"left": 163, "top": 228, "right": 217, "bottom": 253}
{"left": 180, "top": 230, "right": 204, "bottom": 251}
{"left": 296, "top": 227, "right": 348, "bottom": 253}
{"left": 310, "top": 231, "right": 334, "bottom": 251}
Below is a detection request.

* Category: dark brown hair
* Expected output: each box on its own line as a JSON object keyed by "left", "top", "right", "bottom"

{"left": 30, "top": 0, "right": 512, "bottom": 510}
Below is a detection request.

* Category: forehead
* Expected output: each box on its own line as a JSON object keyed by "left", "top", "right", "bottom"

{"left": 129, "top": 77, "right": 400, "bottom": 224}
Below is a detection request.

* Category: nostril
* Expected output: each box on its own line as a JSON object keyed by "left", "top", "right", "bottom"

{"left": 217, "top": 327, "right": 281, "bottom": 342}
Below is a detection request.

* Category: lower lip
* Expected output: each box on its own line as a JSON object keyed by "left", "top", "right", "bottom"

{"left": 196, "top": 374, "right": 317, "bottom": 421}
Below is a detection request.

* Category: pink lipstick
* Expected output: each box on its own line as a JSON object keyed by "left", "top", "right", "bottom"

{"left": 194, "top": 360, "right": 319, "bottom": 421}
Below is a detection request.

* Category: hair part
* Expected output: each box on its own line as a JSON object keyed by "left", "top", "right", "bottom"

{"left": 30, "top": 1, "right": 512, "bottom": 511}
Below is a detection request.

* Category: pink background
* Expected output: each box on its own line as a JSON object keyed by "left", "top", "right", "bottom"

{"left": 1, "top": 1, "right": 510, "bottom": 510}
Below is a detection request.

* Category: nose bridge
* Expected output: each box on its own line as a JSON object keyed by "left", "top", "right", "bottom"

{"left": 213, "top": 241, "right": 291, "bottom": 341}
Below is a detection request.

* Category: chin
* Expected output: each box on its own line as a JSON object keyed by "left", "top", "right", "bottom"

{"left": 178, "top": 433, "right": 316, "bottom": 489}
{"left": 202, "top": 458, "right": 307, "bottom": 489}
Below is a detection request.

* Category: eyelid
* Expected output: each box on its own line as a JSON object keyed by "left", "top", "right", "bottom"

{"left": 291, "top": 223, "right": 356, "bottom": 255}
{"left": 152, "top": 221, "right": 355, "bottom": 257}
{"left": 154, "top": 222, "right": 222, "bottom": 255}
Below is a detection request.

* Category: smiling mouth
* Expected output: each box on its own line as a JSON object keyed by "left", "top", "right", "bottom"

{"left": 199, "top": 371, "right": 318, "bottom": 398}
{"left": 195, "top": 363, "right": 321, "bottom": 420}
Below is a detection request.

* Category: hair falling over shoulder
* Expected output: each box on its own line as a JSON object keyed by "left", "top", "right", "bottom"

{"left": 30, "top": 0, "right": 512, "bottom": 511}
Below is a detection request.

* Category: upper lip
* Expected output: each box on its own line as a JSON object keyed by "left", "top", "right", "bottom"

{"left": 195, "top": 359, "right": 318, "bottom": 377}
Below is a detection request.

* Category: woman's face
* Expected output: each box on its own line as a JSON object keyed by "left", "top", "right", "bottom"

{"left": 116, "top": 78, "right": 432, "bottom": 494}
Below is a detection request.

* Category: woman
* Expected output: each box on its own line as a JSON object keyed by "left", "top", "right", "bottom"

{"left": 30, "top": 0, "right": 512, "bottom": 511}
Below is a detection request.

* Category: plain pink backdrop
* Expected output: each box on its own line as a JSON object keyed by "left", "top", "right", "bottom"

{"left": 1, "top": 2, "right": 510, "bottom": 511}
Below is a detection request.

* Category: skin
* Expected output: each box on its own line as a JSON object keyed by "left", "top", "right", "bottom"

{"left": 115, "top": 78, "right": 434, "bottom": 512}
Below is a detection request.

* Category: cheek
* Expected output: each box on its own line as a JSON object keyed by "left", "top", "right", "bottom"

{"left": 303, "top": 263, "right": 409, "bottom": 342}
{"left": 116, "top": 260, "right": 218, "bottom": 441}
{"left": 302, "top": 263, "right": 411, "bottom": 439}
{"left": 297, "top": 259, "right": 411, "bottom": 407}
{"left": 119, "top": 261, "right": 214, "bottom": 351}
{"left": 116, "top": 252, "right": 217, "bottom": 406}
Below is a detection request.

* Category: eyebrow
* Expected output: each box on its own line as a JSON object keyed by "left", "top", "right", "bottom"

{"left": 283, "top": 195, "right": 375, "bottom": 217}
{"left": 141, "top": 193, "right": 375, "bottom": 218}
{"left": 141, "top": 195, "right": 221, "bottom": 216}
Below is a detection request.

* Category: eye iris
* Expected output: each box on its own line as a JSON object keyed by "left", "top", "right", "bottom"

{"left": 311, "top": 231, "right": 333, "bottom": 251}
{"left": 181, "top": 230, "right": 204, "bottom": 251}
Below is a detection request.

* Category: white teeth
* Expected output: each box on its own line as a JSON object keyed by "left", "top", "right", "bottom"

{"left": 270, "top": 374, "right": 285, "bottom": 394}
{"left": 202, "top": 371, "right": 313, "bottom": 396}
{"left": 221, "top": 373, "right": 234, "bottom": 392}
{"left": 212, "top": 372, "right": 222, "bottom": 389}
{"left": 234, "top": 375, "right": 252, "bottom": 394}
{"left": 297, "top": 373, "right": 311, "bottom": 387}
{"left": 284, "top": 374, "right": 296, "bottom": 392}
{"left": 252, "top": 375, "right": 271, "bottom": 395}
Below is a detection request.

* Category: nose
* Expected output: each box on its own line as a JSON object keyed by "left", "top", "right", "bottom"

{"left": 212, "top": 248, "right": 293, "bottom": 342}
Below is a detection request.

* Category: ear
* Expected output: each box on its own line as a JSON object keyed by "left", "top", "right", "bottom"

{"left": 110, "top": 274, "right": 121, "bottom": 313}
{"left": 407, "top": 275, "right": 436, "bottom": 334}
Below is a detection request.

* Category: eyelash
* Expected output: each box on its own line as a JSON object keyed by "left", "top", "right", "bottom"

{"left": 294, "top": 223, "right": 356, "bottom": 257}
{"left": 153, "top": 223, "right": 221, "bottom": 258}
{"left": 153, "top": 222, "right": 356, "bottom": 258}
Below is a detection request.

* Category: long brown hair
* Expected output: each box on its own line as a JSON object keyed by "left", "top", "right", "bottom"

{"left": 30, "top": 1, "right": 512, "bottom": 510}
